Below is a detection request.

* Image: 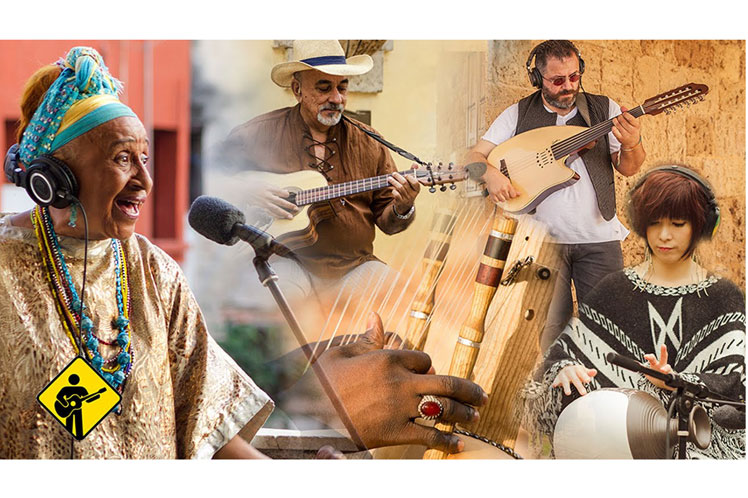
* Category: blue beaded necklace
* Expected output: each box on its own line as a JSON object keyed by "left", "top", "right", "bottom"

{"left": 32, "top": 206, "right": 133, "bottom": 393}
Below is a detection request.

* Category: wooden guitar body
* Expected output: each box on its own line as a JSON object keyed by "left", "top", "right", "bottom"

{"left": 242, "top": 162, "right": 474, "bottom": 250}
{"left": 244, "top": 170, "right": 332, "bottom": 250}
{"left": 486, "top": 125, "right": 587, "bottom": 215}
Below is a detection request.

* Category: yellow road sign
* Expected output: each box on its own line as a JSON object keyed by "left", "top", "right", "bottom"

{"left": 37, "top": 357, "right": 121, "bottom": 441}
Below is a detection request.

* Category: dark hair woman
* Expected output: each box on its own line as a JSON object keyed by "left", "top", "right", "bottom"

{"left": 524, "top": 166, "right": 745, "bottom": 459}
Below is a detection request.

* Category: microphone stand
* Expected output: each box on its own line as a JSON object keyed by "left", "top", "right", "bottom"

{"left": 251, "top": 245, "right": 368, "bottom": 452}
{"left": 606, "top": 352, "right": 745, "bottom": 459}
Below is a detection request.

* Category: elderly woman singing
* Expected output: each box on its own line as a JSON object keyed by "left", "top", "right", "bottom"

{"left": 0, "top": 47, "right": 486, "bottom": 459}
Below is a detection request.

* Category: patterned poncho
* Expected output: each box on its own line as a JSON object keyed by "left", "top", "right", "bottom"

{"left": 525, "top": 268, "right": 745, "bottom": 459}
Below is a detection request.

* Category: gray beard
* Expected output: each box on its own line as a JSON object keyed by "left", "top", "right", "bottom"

{"left": 317, "top": 111, "right": 342, "bottom": 127}
{"left": 543, "top": 87, "right": 577, "bottom": 110}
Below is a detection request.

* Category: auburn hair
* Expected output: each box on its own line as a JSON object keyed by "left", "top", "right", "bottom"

{"left": 629, "top": 169, "right": 711, "bottom": 258}
{"left": 16, "top": 64, "right": 63, "bottom": 143}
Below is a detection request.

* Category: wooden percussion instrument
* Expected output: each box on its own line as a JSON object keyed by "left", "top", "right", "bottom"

{"left": 425, "top": 214, "right": 560, "bottom": 459}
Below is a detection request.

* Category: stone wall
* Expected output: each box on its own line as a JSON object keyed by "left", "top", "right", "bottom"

{"left": 483, "top": 40, "right": 745, "bottom": 287}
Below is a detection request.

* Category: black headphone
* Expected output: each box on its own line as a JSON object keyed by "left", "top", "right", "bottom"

{"left": 4, "top": 143, "right": 79, "bottom": 209}
{"left": 628, "top": 165, "right": 721, "bottom": 240}
{"left": 526, "top": 41, "right": 586, "bottom": 89}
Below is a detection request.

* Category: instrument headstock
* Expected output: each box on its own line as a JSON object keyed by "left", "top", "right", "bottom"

{"left": 412, "top": 162, "right": 487, "bottom": 193}
{"left": 643, "top": 83, "right": 709, "bottom": 116}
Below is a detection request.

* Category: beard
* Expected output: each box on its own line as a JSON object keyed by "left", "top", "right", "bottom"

{"left": 317, "top": 103, "right": 344, "bottom": 126}
{"left": 542, "top": 85, "right": 578, "bottom": 110}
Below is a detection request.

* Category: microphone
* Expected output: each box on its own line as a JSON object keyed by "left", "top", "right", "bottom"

{"left": 606, "top": 352, "right": 667, "bottom": 380}
{"left": 188, "top": 195, "right": 294, "bottom": 258}
{"left": 606, "top": 352, "right": 722, "bottom": 400}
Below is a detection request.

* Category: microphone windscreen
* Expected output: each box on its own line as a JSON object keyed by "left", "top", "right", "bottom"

{"left": 188, "top": 195, "right": 246, "bottom": 246}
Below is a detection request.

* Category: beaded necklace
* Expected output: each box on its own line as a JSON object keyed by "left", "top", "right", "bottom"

{"left": 31, "top": 205, "right": 133, "bottom": 394}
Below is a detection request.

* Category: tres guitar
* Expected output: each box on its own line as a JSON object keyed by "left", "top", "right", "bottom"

{"left": 488, "top": 83, "right": 709, "bottom": 214}
{"left": 245, "top": 163, "right": 485, "bottom": 249}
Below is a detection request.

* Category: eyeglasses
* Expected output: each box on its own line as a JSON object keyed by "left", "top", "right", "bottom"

{"left": 543, "top": 72, "right": 581, "bottom": 86}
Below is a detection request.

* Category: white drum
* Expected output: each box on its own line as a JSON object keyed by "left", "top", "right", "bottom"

{"left": 553, "top": 388, "right": 710, "bottom": 459}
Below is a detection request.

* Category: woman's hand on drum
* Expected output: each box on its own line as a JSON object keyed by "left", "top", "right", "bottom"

{"left": 552, "top": 365, "right": 598, "bottom": 396}
{"left": 643, "top": 344, "right": 677, "bottom": 391}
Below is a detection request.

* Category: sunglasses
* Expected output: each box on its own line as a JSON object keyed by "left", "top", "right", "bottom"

{"left": 543, "top": 72, "right": 581, "bottom": 86}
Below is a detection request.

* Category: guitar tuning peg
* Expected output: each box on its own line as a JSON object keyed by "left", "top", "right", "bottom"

{"left": 440, "top": 185, "right": 447, "bottom": 192}
{"left": 448, "top": 162, "right": 454, "bottom": 170}
{"left": 449, "top": 183, "right": 457, "bottom": 190}
{"left": 699, "top": 95, "right": 705, "bottom": 101}
{"left": 429, "top": 186, "right": 436, "bottom": 193}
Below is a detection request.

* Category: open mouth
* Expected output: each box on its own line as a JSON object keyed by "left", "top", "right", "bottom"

{"left": 115, "top": 198, "right": 144, "bottom": 219}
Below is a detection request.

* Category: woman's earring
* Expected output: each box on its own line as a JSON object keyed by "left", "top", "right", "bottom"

{"left": 68, "top": 203, "right": 78, "bottom": 228}
{"left": 644, "top": 245, "right": 654, "bottom": 280}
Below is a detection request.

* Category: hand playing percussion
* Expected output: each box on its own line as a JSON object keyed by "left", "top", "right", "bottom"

{"left": 643, "top": 344, "right": 676, "bottom": 391}
{"left": 317, "top": 312, "right": 487, "bottom": 454}
{"left": 552, "top": 364, "right": 598, "bottom": 396}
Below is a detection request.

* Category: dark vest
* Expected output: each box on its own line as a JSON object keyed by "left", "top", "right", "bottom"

{"left": 515, "top": 91, "right": 616, "bottom": 221}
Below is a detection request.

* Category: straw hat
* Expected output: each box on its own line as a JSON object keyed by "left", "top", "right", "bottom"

{"left": 271, "top": 40, "right": 374, "bottom": 87}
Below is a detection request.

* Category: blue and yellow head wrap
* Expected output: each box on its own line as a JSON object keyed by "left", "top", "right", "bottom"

{"left": 19, "top": 46, "right": 137, "bottom": 167}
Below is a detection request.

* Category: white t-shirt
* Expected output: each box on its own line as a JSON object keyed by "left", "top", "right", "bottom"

{"left": 481, "top": 99, "right": 630, "bottom": 244}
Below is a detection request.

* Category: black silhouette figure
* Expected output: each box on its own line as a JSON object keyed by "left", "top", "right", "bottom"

{"left": 53, "top": 374, "right": 105, "bottom": 439}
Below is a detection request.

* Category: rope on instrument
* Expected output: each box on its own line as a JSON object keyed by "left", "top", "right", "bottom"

{"left": 453, "top": 428, "right": 523, "bottom": 460}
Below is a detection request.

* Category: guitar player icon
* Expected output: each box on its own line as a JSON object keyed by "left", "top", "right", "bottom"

{"left": 54, "top": 374, "right": 104, "bottom": 439}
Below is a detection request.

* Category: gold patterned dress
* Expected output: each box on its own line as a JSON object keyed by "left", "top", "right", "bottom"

{"left": 0, "top": 213, "right": 273, "bottom": 458}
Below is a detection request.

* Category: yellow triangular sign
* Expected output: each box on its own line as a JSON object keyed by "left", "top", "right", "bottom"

{"left": 37, "top": 357, "right": 121, "bottom": 440}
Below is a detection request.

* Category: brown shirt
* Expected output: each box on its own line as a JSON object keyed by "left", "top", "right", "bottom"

{"left": 224, "top": 105, "right": 398, "bottom": 279}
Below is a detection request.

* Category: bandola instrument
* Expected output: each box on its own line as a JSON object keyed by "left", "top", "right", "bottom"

{"left": 488, "top": 83, "right": 709, "bottom": 214}
{"left": 423, "top": 214, "right": 560, "bottom": 459}
{"left": 244, "top": 163, "right": 485, "bottom": 249}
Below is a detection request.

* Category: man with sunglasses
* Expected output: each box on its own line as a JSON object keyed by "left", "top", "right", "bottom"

{"left": 467, "top": 40, "right": 646, "bottom": 350}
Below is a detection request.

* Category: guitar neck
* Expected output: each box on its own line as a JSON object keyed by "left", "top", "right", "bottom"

{"left": 551, "top": 104, "right": 646, "bottom": 159}
{"left": 294, "top": 169, "right": 422, "bottom": 206}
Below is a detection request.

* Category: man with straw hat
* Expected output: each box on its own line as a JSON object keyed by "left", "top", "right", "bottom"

{"left": 223, "top": 40, "right": 421, "bottom": 300}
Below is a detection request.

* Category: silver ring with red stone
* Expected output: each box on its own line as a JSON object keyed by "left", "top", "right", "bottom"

{"left": 417, "top": 395, "right": 443, "bottom": 420}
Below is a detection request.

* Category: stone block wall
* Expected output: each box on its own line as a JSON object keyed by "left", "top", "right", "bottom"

{"left": 483, "top": 40, "right": 745, "bottom": 287}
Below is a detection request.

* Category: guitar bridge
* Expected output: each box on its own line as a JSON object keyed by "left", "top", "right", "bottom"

{"left": 536, "top": 149, "right": 554, "bottom": 169}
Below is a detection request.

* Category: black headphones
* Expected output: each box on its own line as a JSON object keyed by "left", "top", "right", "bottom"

{"left": 628, "top": 165, "right": 721, "bottom": 240}
{"left": 4, "top": 143, "right": 79, "bottom": 209}
{"left": 526, "top": 41, "right": 586, "bottom": 89}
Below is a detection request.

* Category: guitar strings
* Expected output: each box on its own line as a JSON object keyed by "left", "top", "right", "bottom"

{"left": 380, "top": 200, "right": 467, "bottom": 349}
{"left": 404, "top": 203, "right": 492, "bottom": 356}
{"left": 296, "top": 168, "right": 461, "bottom": 206}
{"left": 380, "top": 192, "right": 480, "bottom": 348}
{"left": 388, "top": 197, "right": 486, "bottom": 351}
{"left": 396, "top": 201, "right": 491, "bottom": 353}
{"left": 301, "top": 181, "right": 471, "bottom": 364}
{"left": 489, "top": 91, "right": 702, "bottom": 185}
